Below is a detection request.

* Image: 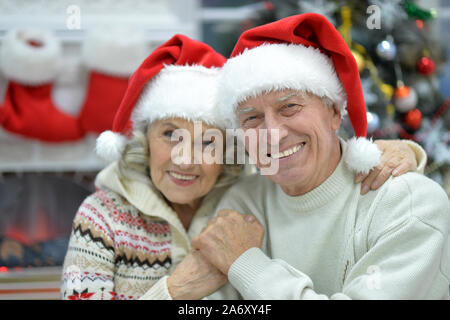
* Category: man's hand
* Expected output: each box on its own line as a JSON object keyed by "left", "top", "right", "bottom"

{"left": 355, "top": 139, "right": 417, "bottom": 195}
{"left": 192, "top": 209, "right": 264, "bottom": 275}
{"left": 167, "top": 250, "right": 227, "bottom": 300}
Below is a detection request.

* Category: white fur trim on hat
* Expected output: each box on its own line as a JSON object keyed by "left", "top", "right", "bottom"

{"left": 218, "top": 43, "right": 347, "bottom": 128}
{"left": 96, "top": 130, "right": 128, "bottom": 162}
{"left": 344, "top": 137, "right": 381, "bottom": 174}
{"left": 132, "top": 64, "right": 231, "bottom": 129}
{"left": 82, "top": 27, "right": 149, "bottom": 77}
{"left": 0, "top": 28, "right": 62, "bottom": 85}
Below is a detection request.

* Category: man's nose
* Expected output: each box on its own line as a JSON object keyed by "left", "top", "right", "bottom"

{"left": 263, "top": 113, "right": 288, "bottom": 146}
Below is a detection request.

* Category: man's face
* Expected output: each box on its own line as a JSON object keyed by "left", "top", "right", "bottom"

{"left": 236, "top": 89, "right": 342, "bottom": 196}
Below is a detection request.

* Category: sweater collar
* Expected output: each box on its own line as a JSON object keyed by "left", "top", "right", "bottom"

{"left": 94, "top": 162, "right": 227, "bottom": 241}
{"left": 276, "top": 139, "right": 355, "bottom": 212}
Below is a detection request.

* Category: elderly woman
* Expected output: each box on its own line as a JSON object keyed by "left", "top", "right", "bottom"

{"left": 61, "top": 35, "right": 426, "bottom": 300}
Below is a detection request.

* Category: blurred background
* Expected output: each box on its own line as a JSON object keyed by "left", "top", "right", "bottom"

{"left": 0, "top": 0, "right": 448, "bottom": 299}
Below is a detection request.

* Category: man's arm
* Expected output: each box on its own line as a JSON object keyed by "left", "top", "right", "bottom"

{"left": 196, "top": 174, "right": 450, "bottom": 300}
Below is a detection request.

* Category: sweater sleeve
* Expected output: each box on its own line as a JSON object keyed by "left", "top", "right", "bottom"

{"left": 228, "top": 174, "right": 450, "bottom": 300}
{"left": 61, "top": 192, "right": 117, "bottom": 300}
{"left": 139, "top": 276, "right": 172, "bottom": 300}
{"left": 403, "top": 139, "right": 427, "bottom": 173}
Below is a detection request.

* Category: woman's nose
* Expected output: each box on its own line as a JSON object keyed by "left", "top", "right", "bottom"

{"left": 177, "top": 161, "right": 195, "bottom": 171}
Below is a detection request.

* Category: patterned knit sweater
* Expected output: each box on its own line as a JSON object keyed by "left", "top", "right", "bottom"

{"left": 60, "top": 162, "right": 230, "bottom": 300}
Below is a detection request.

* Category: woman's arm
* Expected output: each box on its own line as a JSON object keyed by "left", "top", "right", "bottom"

{"left": 139, "top": 250, "right": 227, "bottom": 300}
{"left": 61, "top": 193, "right": 117, "bottom": 300}
{"left": 356, "top": 139, "right": 427, "bottom": 195}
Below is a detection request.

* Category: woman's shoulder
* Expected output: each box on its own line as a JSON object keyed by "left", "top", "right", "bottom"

{"left": 78, "top": 187, "right": 170, "bottom": 230}
{"left": 76, "top": 187, "right": 139, "bottom": 223}
{"left": 82, "top": 187, "right": 131, "bottom": 209}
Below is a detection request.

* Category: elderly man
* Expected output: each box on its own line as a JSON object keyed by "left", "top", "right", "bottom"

{"left": 189, "top": 14, "right": 450, "bottom": 300}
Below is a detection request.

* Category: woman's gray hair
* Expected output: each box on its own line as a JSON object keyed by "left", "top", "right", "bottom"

{"left": 117, "top": 120, "right": 244, "bottom": 189}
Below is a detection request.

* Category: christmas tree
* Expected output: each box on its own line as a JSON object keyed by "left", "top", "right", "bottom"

{"left": 231, "top": 0, "right": 449, "bottom": 196}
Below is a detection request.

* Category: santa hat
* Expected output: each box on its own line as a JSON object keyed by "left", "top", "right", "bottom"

{"left": 96, "top": 34, "right": 228, "bottom": 162}
{"left": 218, "top": 13, "right": 381, "bottom": 174}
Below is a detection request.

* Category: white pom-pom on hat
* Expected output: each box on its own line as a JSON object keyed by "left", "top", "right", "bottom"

{"left": 96, "top": 130, "right": 128, "bottom": 162}
{"left": 344, "top": 137, "right": 381, "bottom": 174}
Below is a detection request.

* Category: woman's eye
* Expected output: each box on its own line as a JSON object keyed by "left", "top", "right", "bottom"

{"left": 164, "top": 130, "right": 183, "bottom": 142}
{"left": 242, "top": 115, "right": 261, "bottom": 128}
{"left": 203, "top": 140, "right": 215, "bottom": 146}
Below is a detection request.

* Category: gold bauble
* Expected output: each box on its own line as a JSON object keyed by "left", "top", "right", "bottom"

{"left": 351, "top": 50, "right": 365, "bottom": 72}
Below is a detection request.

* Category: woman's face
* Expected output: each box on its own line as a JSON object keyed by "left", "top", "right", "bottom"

{"left": 148, "top": 117, "right": 224, "bottom": 206}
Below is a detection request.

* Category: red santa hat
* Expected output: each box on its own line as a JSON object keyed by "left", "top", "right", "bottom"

{"left": 218, "top": 13, "right": 381, "bottom": 174}
{"left": 96, "top": 34, "right": 228, "bottom": 161}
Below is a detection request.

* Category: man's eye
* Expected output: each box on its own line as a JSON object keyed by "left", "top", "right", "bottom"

{"left": 280, "top": 104, "right": 301, "bottom": 117}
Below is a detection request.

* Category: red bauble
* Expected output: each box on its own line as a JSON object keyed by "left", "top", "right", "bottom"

{"left": 417, "top": 56, "right": 435, "bottom": 75}
{"left": 404, "top": 109, "right": 422, "bottom": 130}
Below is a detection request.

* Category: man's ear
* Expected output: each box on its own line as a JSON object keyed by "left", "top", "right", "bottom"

{"left": 331, "top": 105, "right": 342, "bottom": 131}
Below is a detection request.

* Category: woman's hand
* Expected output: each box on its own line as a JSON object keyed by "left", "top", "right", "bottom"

{"left": 167, "top": 250, "right": 227, "bottom": 300}
{"left": 356, "top": 139, "right": 417, "bottom": 195}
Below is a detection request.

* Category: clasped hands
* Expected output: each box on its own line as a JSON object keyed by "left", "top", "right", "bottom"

{"left": 167, "top": 209, "right": 264, "bottom": 300}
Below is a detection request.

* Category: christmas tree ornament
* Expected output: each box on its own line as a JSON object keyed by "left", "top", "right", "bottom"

{"left": 380, "top": 83, "right": 394, "bottom": 100}
{"left": 338, "top": 6, "right": 352, "bottom": 45}
{"left": 0, "top": 28, "right": 84, "bottom": 142}
{"left": 404, "top": 108, "right": 422, "bottom": 131}
{"left": 361, "top": 78, "right": 378, "bottom": 106}
{"left": 403, "top": 0, "right": 436, "bottom": 21}
{"left": 351, "top": 49, "right": 365, "bottom": 72}
{"left": 415, "top": 19, "right": 424, "bottom": 29}
{"left": 410, "top": 76, "right": 439, "bottom": 115}
{"left": 77, "top": 28, "right": 149, "bottom": 134}
{"left": 366, "top": 111, "right": 380, "bottom": 133}
{"left": 394, "top": 85, "right": 418, "bottom": 112}
{"left": 376, "top": 36, "right": 397, "bottom": 61}
{"left": 416, "top": 56, "right": 435, "bottom": 75}
{"left": 356, "top": 42, "right": 394, "bottom": 100}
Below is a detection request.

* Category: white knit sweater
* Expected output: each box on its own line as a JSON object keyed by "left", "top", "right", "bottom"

{"left": 214, "top": 140, "right": 449, "bottom": 299}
